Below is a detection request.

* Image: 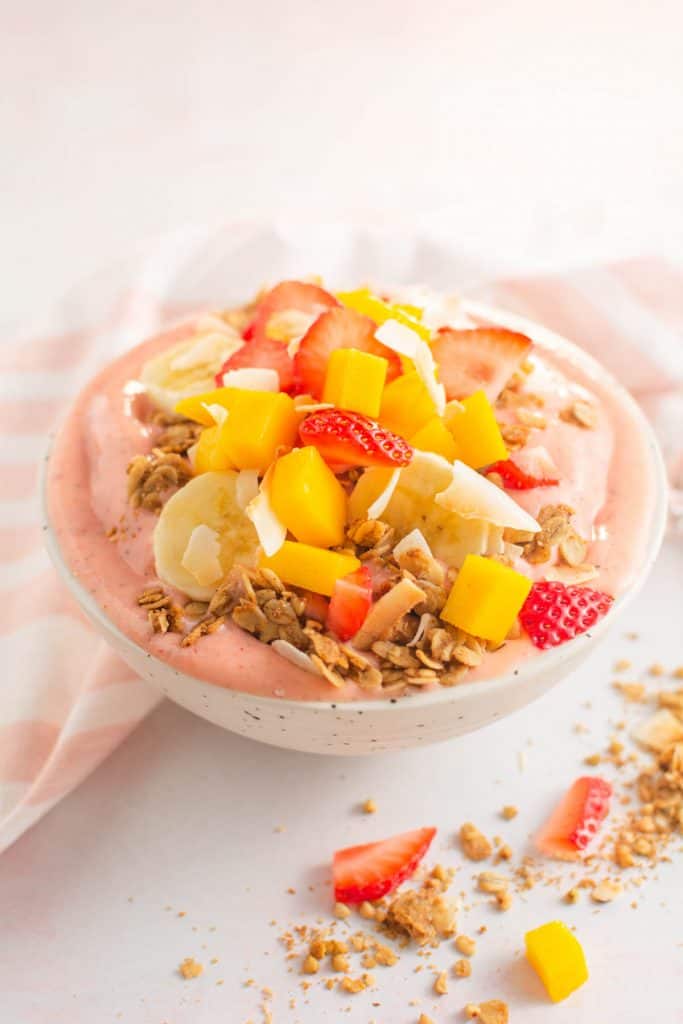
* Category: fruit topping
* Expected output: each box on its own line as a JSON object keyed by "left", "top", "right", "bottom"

{"left": 440, "top": 553, "right": 533, "bottom": 646}
{"left": 409, "top": 416, "right": 459, "bottom": 462}
{"left": 270, "top": 446, "right": 347, "bottom": 548}
{"left": 142, "top": 326, "right": 243, "bottom": 412}
{"left": 209, "top": 390, "right": 299, "bottom": 473}
{"left": 379, "top": 370, "right": 437, "bottom": 439}
{"left": 520, "top": 581, "right": 614, "bottom": 649}
{"left": 326, "top": 566, "right": 373, "bottom": 641}
{"left": 216, "top": 335, "right": 295, "bottom": 392}
{"left": 333, "top": 826, "right": 436, "bottom": 903}
{"left": 487, "top": 458, "right": 559, "bottom": 489}
{"left": 244, "top": 280, "right": 339, "bottom": 343}
{"left": 260, "top": 541, "right": 360, "bottom": 597}
{"left": 535, "top": 776, "right": 612, "bottom": 860}
{"left": 299, "top": 409, "right": 412, "bottom": 469}
{"left": 525, "top": 921, "right": 589, "bottom": 1002}
{"left": 430, "top": 326, "right": 532, "bottom": 402}
{"left": 338, "top": 287, "right": 431, "bottom": 342}
{"left": 322, "top": 347, "right": 388, "bottom": 418}
{"left": 445, "top": 390, "right": 508, "bottom": 469}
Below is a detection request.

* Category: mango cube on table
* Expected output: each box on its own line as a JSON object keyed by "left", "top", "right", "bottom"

{"left": 270, "top": 446, "right": 347, "bottom": 548}
{"left": 379, "top": 371, "right": 436, "bottom": 439}
{"left": 410, "top": 416, "right": 459, "bottom": 461}
{"left": 337, "top": 288, "right": 431, "bottom": 342}
{"left": 525, "top": 921, "right": 588, "bottom": 1002}
{"left": 446, "top": 389, "right": 508, "bottom": 469}
{"left": 322, "top": 347, "right": 388, "bottom": 418}
{"left": 261, "top": 541, "right": 360, "bottom": 597}
{"left": 175, "top": 387, "right": 241, "bottom": 426}
{"left": 441, "top": 553, "right": 532, "bottom": 646}
{"left": 210, "top": 390, "right": 299, "bottom": 472}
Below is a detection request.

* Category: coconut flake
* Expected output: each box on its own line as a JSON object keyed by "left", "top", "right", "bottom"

{"left": 545, "top": 564, "right": 600, "bottom": 586}
{"left": 219, "top": 367, "right": 280, "bottom": 392}
{"left": 407, "top": 611, "right": 435, "bottom": 648}
{"left": 367, "top": 468, "right": 401, "bottom": 519}
{"left": 180, "top": 524, "right": 223, "bottom": 587}
{"left": 435, "top": 460, "right": 540, "bottom": 533}
{"left": 393, "top": 528, "right": 433, "bottom": 560}
{"left": 271, "top": 639, "right": 321, "bottom": 676}
{"left": 235, "top": 469, "right": 260, "bottom": 511}
{"left": 202, "top": 402, "right": 229, "bottom": 426}
{"left": 186, "top": 442, "right": 199, "bottom": 469}
{"left": 246, "top": 466, "right": 287, "bottom": 557}
{"left": 375, "top": 318, "right": 420, "bottom": 359}
{"left": 293, "top": 400, "right": 335, "bottom": 414}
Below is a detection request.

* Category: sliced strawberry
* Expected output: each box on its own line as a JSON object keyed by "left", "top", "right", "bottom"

{"left": 244, "top": 280, "right": 339, "bottom": 343}
{"left": 303, "top": 592, "right": 329, "bottom": 623}
{"left": 216, "top": 336, "right": 294, "bottom": 391}
{"left": 300, "top": 409, "right": 412, "bottom": 468}
{"left": 520, "top": 581, "right": 613, "bottom": 650}
{"left": 536, "top": 776, "right": 612, "bottom": 860}
{"left": 487, "top": 459, "right": 559, "bottom": 489}
{"left": 293, "top": 306, "right": 402, "bottom": 398}
{"left": 430, "top": 327, "right": 532, "bottom": 402}
{"left": 327, "top": 566, "right": 373, "bottom": 641}
{"left": 333, "top": 826, "right": 436, "bottom": 904}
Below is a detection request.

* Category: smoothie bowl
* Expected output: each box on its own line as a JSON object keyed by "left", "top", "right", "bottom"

{"left": 44, "top": 280, "right": 667, "bottom": 754}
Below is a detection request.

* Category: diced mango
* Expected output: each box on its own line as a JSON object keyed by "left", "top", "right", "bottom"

{"left": 193, "top": 425, "right": 232, "bottom": 473}
{"left": 525, "top": 921, "right": 588, "bottom": 1003}
{"left": 445, "top": 390, "right": 508, "bottom": 469}
{"left": 379, "top": 371, "right": 436, "bottom": 439}
{"left": 337, "top": 288, "right": 431, "bottom": 342}
{"left": 175, "top": 388, "right": 241, "bottom": 426}
{"left": 440, "top": 554, "right": 532, "bottom": 645}
{"left": 261, "top": 541, "right": 360, "bottom": 597}
{"left": 410, "top": 416, "right": 459, "bottom": 461}
{"left": 270, "top": 447, "right": 347, "bottom": 548}
{"left": 323, "top": 348, "right": 388, "bottom": 418}
{"left": 217, "top": 390, "right": 299, "bottom": 472}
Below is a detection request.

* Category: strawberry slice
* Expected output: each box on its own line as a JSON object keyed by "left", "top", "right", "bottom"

{"left": 333, "top": 826, "right": 436, "bottom": 903}
{"left": 293, "top": 306, "right": 402, "bottom": 398}
{"left": 244, "top": 280, "right": 339, "bottom": 343}
{"left": 300, "top": 409, "right": 412, "bottom": 468}
{"left": 216, "top": 336, "right": 295, "bottom": 391}
{"left": 430, "top": 327, "right": 532, "bottom": 402}
{"left": 487, "top": 459, "right": 559, "bottom": 489}
{"left": 327, "top": 566, "right": 373, "bottom": 641}
{"left": 520, "top": 581, "right": 613, "bottom": 649}
{"left": 536, "top": 776, "right": 612, "bottom": 860}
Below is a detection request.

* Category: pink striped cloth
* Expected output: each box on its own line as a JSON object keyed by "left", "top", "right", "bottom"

{"left": 1, "top": 229, "right": 681, "bottom": 855}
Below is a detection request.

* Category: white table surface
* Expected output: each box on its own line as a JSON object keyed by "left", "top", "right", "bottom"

{"left": 2, "top": 1, "right": 683, "bottom": 1021}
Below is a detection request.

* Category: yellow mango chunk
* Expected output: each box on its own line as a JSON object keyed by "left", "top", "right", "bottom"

{"left": 218, "top": 390, "right": 299, "bottom": 472}
{"left": 175, "top": 388, "right": 240, "bottom": 426}
{"left": 337, "top": 288, "right": 431, "bottom": 342}
{"left": 379, "top": 371, "right": 436, "bottom": 439}
{"left": 525, "top": 921, "right": 588, "bottom": 1003}
{"left": 441, "top": 554, "right": 532, "bottom": 645}
{"left": 261, "top": 541, "right": 360, "bottom": 597}
{"left": 323, "top": 348, "right": 388, "bottom": 418}
{"left": 410, "top": 416, "right": 459, "bottom": 461}
{"left": 445, "top": 390, "right": 508, "bottom": 469}
{"left": 271, "top": 447, "right": 347, "bottom": 548}
{"left": 193, "top": 425, "right": 232, "bottom": 473}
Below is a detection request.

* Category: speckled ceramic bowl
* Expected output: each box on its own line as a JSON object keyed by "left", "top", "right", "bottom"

{"left": 44, "top": 304, "right": 668, "bottom": 755}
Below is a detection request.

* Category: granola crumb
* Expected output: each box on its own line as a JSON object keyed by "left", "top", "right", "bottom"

{"left": 564, "top": 887, "right": 580, "bottom": 904}
{"left": 433, "top": 970, "right": 449, "bottom": 995}
{"left": 591, "top": 879, "right": 622, "bottom": 903}
{"left": 560, "top": 399, "right": 598, "bottom": 429}
{"left": 334, "top": 902, "right": 351, "bottom": 919}
{"left": 301, "top": 955, "right": 320, "bottom": 975}
{"left": 359, "top": 901, "right": 376, "bottom": 920}
{"left": 465, "top": 1000, "right": 509, "bottom": 1023}
{"left": 614, "top": 681, "right": 647, "bottom": 702}
{"left": 614, "top": 658, "right": 632, "bottom": 672}
{"left": 500, "top": 805, "right": 518, "bottom": 821}
{"left": 454, "top": 934, "right": 477, "bottom": 957}
{"left": 331, "top": 953, "right": 350, "bottom": 973}
{"left": 419, "top": 1016, "right": 435, "bottom": 1024}
{"left": 362, "top": 798, "right": 378, "bottom": 814}
{"left": 178, "top": 957, "right": 203, "bottom": 979}
{"left": 459, "top": 823, "right": 492, "bottom": 861}
{"left": 648, "top": 662, "right": 666, "bottom": 677}
{"left": 495, "top": 890, "right": 513, "bottom": 911}
{"left": 584, "top": 753, "right": 602, "bottom": 766}
{"left": 673, "top": 666, "right": 683, "bottom": 680}
{"left": 454, "top": 958, "right": 472, "bottom": 978}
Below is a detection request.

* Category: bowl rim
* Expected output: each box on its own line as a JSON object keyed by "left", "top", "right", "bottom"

{"left": 42, "top": 300, "right": 669, "bottom": 715}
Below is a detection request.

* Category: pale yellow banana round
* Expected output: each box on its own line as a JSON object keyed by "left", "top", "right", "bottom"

{"left": 140, "top": 329, "right": 242, "bottom": 413}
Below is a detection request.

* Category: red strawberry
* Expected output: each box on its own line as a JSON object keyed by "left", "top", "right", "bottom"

{"left": 327, "top": 566, "right": 373, "bottom": 641}
{"left": 430, "top": 327, "right": 532, "bottom": 402}
{"left": 487, "top": 459, "right": 559, "bottom": 489}
{"left": 216, "top": 336, "right": 295, "bottom": 391}
{"left": 293, "top": 306, "right": 402, "bottom": 398}
{"left": 333, "top": 827, "right": 436, "bottom": 904}
{"left": 520, "top": 581, "right": 613, "bottom": 650}
{"left": 303, "top": 592, "right": 329, "bottom": 623}
{"left": 536, "top": 776, "right": 612, "bottom": 860}
{"left": 300, "top": 409, "right": 412, "bottom": 468}
{"left": 244, "top": 280, "right": 339, "bottom": 342}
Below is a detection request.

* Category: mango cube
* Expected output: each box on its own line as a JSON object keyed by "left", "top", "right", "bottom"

{"left": 193, "top": 425, "right": 232, "bottom": 473}
{"left": 216, "top": 390, "right": 299, "bottom": 472}
{"left": 525, "top": 921, "right": 588, "bottom": 1003}
{"left": 440, "top": 554, "right": 532, "bottom": 645}
{"left": 323, "top": 347, "right": 388, "bottom": 418}
{"left": 175, "top": 387, "right": 240, "bottom": 426}
{"left": 337, "top": 288, "right": 431, "bottom": 342}
{"left": 410, "top": 416, "right": 459, "bottom": 462}
{"left": 379, "top": 371, "right": 436, "bottom": 439}
{"left": 261, "top": 541, "right": 360, "bottom": 597}
{"left": 445, "top": 390, "right": 508, "bottom": 469}
{"left": 270, "top": 447, "right": 347, "bottom": 548}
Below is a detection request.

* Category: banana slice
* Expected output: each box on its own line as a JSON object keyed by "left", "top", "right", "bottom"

{"left": 154, "top": 471, "right": 259, "bottom": 600}
{"left": 140, "top": 325, "right": 243, "bottom": 413}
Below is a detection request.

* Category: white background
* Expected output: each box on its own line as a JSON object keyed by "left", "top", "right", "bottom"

{"left": 2, "top": 2, "right": 683, "bottom": 1022}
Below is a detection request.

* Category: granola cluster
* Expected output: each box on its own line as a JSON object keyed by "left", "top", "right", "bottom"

{"left": 127, "top": 448, "right": 194, "bottom": 513}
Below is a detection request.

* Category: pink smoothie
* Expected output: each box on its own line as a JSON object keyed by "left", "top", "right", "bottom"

{"left": 46, "top": 316, "right": 659, "bottom": 702}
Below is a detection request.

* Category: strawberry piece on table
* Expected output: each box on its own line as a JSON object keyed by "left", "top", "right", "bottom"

{"left": 536, "top": 776, "right": 612, "bottom": 860}
{"left": 244, "top": 280, "right": 339, "bottom": 342}
{"left": 430, "top": 326, "right": 532, "bottom": 402}
{"left": 520, "top": 581, "right": 613, "bottom": 649}
{"left": 300, "top": 409, "right": 413, "bottom": 469}
{"left": 327, "top": 566, "right": 373, "bottom": 641}
{"left": 333, "top": 826, "right": 436, "bottom": 903}
{"left": 293, "top": 306, "right": 402, "bottom": 398}
{"left": 487, "top": 458, "right": 559, "bottom": 489}
{"left": 216, "top": 336, "right": 295, "bottom": 392}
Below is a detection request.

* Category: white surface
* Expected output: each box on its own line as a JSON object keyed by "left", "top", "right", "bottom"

{"left": 1, "top": 539, "right": 681, "bottom": 1023}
